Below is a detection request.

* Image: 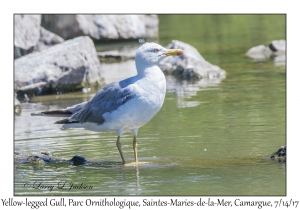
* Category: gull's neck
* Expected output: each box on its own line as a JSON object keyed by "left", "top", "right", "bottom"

{"left": 135, "top": 60, "right": 160, "bottom": 77}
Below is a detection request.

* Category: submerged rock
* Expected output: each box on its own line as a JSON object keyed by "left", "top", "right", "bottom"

{"left": 42, "top": 14, "right": 158, "bottom": 40}
{"left": 14, "top": 36, "right": 103, "bottom": 96}
{"left": 14, "top": 151, "right": 87, "bottom": 166}
{"left": 70, "top": 155, "right": 87, "bottom": 166}
{"left": 159, "top": 40, "right": 226, "bottom": 79}
{"left": 14, "top": 151, "right": 54, "bottom": 166}
{"left": 270, "top": 145, "right": 286, "bottom": 158}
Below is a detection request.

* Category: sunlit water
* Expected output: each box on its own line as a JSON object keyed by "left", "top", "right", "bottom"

{"left": 14, "top": 15, "right": 286, "bottom": 196}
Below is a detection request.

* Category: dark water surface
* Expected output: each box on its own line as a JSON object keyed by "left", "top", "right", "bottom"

{"left": 14, "top": 15, "right": 286, "bottom": 196}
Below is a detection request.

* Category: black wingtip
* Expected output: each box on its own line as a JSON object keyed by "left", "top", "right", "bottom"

{"left": 54, "top": 118, "right": 79, "bottom": 124}
{"left": 44, "top": 110, "right": 72, "bottom": 115}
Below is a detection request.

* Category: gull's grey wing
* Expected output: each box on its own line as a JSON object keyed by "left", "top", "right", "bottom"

{"left": 66, "top": 101, "right": 89, "bottom": 113}
{"left": 65, "top": 81, "right": 135, "bottom": 125}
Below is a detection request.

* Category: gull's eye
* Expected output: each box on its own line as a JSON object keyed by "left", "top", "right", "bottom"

{"left": 154, "top": 48, "right": 159, "bottom": 53}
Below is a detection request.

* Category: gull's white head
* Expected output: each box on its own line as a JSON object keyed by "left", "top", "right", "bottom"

{"left": 135, "top": 42, "right": 184, "bottom": 67}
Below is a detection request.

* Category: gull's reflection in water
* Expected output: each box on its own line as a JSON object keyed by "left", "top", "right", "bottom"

{"left": 135, "top": 166, "right": 140, "bottom": 191}
{"left": 92, "top": 160, "right": 142, "bottom": 195}
{"left": 118, "top": 163, "right": 141, "bottom": 195}
{"left": 165, "top": 75, "right": 225, "bottom": 108}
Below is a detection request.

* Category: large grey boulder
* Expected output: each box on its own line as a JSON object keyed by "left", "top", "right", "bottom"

{"left": 14, "top": 15, "right": 41, "bottom": 58}
{"left": 14, "top": 14, "right": 65, "bottom": 59}
{"left": 15, "top": 36, "right": 103, "bottom": 96}
{"left": 159, "top": 40, "right": 226, "bottom": 79}
{"left": 42, "top": 14, "right": 159, "bottom": 40}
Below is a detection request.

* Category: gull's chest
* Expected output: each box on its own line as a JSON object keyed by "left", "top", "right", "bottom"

{"left": 135, "top": 73, "right": 166, "bottom": 107}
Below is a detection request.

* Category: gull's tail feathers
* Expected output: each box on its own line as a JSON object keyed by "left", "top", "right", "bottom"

{"left": 31, "top": 101, "right": 88, "bottom": 118}
{"left": 31, "top": 109, "right": 73, "bottom": 117}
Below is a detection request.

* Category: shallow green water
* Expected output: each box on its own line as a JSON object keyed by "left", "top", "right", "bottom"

{"left": 14, "top": 15, "right": 286, "bottom": 196}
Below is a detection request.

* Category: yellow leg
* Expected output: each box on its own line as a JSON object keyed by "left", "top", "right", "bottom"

{"left": 116, "top": 136, "right": 126, "bottom": 164}
{"left": 133, "top": 136, "right": 138, "bottom": 163}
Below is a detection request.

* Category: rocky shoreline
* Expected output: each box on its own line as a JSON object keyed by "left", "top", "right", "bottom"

{"left": 15, "top": 36, "right": 103, "bottom": 96}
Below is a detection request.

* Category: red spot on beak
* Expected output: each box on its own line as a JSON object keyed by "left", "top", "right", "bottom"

{"left": 176, "top": 49, "right": 184, "bottom": 56}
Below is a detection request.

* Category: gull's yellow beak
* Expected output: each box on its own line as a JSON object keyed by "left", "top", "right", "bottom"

{"left": 163, "top": 49, "right": 184, "bottom": 56}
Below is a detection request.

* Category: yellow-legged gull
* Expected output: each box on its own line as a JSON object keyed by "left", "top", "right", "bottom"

{"left": 31, "top": 42, "right": 184, "bottom": 164}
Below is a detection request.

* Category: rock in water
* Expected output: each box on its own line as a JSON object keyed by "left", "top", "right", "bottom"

{"left": 14, "top": 36, "right": 103, "bottom": 95}
{"left": 270, "top": 145, "right": 286, "bottom": 159}
{"left": 14, "top": 151, "right": 87, "bottom": 166}
{"left": 269, "top": 40, "right": 286, "bottom": 52}
{"left": 245, "top": 40, "right": 286, "bottom": 65}
{"left": 159, "top": 40, "right": 226, "bottom": 79}
{"left": 245, "top": 45, "right": 272, "bottom": 60}
{"left": 69, "top": 155, "right": 87, "bottom": 166}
